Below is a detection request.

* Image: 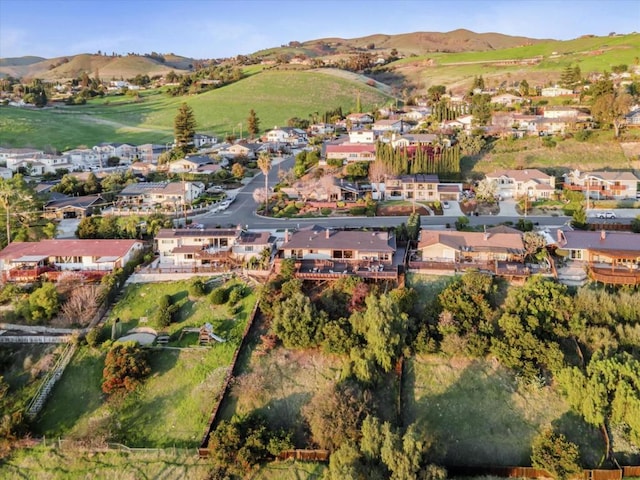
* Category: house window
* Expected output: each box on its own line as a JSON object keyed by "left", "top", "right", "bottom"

{"left": 570, "top": 250, "right": 583, "bottom": 260}
{"left": 245, "top": 246, "right": 253, "bottom": 252}
{"left": 185, "top": 254, "right": 193, "bottom": 259}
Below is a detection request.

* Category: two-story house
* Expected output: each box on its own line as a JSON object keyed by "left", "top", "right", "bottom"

{"left": 381, "top": 175, "right": 462, "bottom": 202}
{"left": 264, "top": 127, "right": 308, "bottom": 146}
{"left": 485, "top": 169, "right": 555, "bottom": 199}
{"left": 117, "top": 181, "right": 205, "bottom": 207}
{"left": 562, "top": 170, "right": 639, "bottom": 200}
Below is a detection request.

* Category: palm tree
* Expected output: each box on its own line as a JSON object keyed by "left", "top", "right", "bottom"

{"left": 257, "top": 151, "right": 272, "bottom": 215}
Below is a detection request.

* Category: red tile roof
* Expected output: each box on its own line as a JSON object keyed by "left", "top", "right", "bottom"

{"left": 0, "top": 239, "right": 142, "bottom": 260}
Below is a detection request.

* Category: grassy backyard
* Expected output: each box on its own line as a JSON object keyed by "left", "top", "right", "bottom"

{"left": 0, "top": 447, "right": 211, "bottom": 480}
{"left": 30, "top": 277, "right": 256, "bottom": 448}
{"left": 403, "top": 355, "right": 605, "bottom": 467}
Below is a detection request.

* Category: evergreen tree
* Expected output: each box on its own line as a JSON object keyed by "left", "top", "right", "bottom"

{"left": 247, "top": 109, "right": 260, "bottom": 138}
{"left": 173, "top": 102, "right": 197, "bottom": 155}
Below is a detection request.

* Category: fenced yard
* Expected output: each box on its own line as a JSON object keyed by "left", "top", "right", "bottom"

{"left": 402, "top": 355, "right": 605, "bottom": 467}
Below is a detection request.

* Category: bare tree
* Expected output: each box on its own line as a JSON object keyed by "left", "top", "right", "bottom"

{"left": 368, "top": 159, "right": 391, "bottom": 200}
{"left": 60, "top": 285, "right": 104, "bottom": 326}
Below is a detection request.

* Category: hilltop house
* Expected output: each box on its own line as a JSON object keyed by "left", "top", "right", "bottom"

{"left": 43, "top": 194, "right": 104, "bottom": 220}
{"left": 92, "top": 143, "right": 138, "bottom": 164}
{"left": 324, "top": 141, "right": 376, "bottom": 164}
{"left": 168, "top": 155, "right": 215, "bottom": 174}
{"left": 264, "top": 127, "right": 308, "bottom": 146}
{"left": 485, "top": 169, "right": 555, "bottom": 199}
{"left": 0, "top": 239, "right": 144, "bottom": 282}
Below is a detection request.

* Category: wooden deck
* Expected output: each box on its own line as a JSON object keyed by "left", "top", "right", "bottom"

{"left": 589, "top": 266, "right": 640, "bottom": 286}
{"left": 294, "top": 260, "right": 398, "bottom": 281}
{"left": 408, "top": 260, "right": 532, "bottom": 277}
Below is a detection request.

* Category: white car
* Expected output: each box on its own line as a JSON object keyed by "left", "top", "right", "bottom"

{"left": 442, "top": 201, "right": 450, "bottom": 209}
{"left": 596, "top": 211, "right": 616, "bottom": 219}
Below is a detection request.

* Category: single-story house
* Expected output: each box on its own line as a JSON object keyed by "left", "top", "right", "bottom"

{"left": 168, "top": 155, "right": 215, "bottom": 174}
{"left": 43, "top": 194, "right": 104, "bottom": 220}
{"left": 324, "top": 142, "right": 376, "bottom": 163}
{"left": 0, "top": 239, "right": 144, "bottom": 282}
{"left": 280, "top": 227, "right": 396, "bottom": 264}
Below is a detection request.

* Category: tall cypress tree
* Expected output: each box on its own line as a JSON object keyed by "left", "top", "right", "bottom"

{"left": 173, "top": 103, "right": 197, "bottom": 155}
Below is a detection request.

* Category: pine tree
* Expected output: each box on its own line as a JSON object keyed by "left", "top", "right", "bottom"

{"left": 173, "top": 103, "right": 197, "bottom": 155}
{"left": 247, "top": 109, "right": 260, "bottom": 139}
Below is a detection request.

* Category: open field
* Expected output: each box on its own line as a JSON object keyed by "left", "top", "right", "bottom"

{"left": 403, "top": 355, "right": 605, "bottom": 467}
{"left": 463, "top": 132, "right": 640, "bottom": 175}
{"left": 254, "top": 461, "right": 326, "bottom": 479}
{"left": 0, "top": 70, "right": 390, "bottom": 151}
{"left": 0, "top": 447, "right": 211, "bottom": 480}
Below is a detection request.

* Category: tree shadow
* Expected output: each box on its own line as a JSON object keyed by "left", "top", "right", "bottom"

{"left": 403, "top": 357, "right": 549, "bottom": 467}
{"left": 551, "top": 411, "right": 605, "bottom": 468}
{"left": 255, "top": 392, "right": 313, "bottom": 446}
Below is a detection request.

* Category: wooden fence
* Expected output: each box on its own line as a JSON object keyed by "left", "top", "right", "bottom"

{"left": 276, "top": 449, "right": 330, "bottom": 462}
{"left": 446, "top": 466, "right": 640, "bottom": 480}
{"left": 198, "top": 298, "right": 262, "bottom": 458}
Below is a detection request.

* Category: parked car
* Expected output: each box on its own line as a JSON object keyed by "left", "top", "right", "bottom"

{"left": 597, "top": 211, "right": 616, "bottom": 219}
{"left": 443, "top": 201, "right": 450, "bottom": 209}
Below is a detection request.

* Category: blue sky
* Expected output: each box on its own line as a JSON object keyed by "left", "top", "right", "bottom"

{"left": 0, "top": 0, "right": 638, "bottom": 59}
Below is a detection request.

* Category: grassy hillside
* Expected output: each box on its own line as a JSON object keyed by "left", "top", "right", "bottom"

{"left": 384, "top": 33, "right": 640, "bottom": 92}
{"left": 0, "top": 70, "right": 391, "bottom": 150}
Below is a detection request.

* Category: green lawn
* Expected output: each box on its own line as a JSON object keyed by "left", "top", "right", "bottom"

{"left": 0, "top": 447, "right": 211, "bottom": 480}
{"left": 34, "top": 343, "right": 233, "bottom": 448}
{"left": 106, "top": 277, "right": 253, "bottom": 343}
{"left": 403, "top": 355, "right": 604, "bottom": 467}
{"left": 253, "top": 461, "right": 326, "bottom": 480}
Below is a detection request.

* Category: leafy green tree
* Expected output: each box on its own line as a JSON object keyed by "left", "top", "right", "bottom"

{"left": 28, "top": 282, "right": 60, "bottom": 322}
{"left": 571, "top": 204, "right": 588, "bottom": 230}
{"left": 231, "top": 162, "right": 245, "bottom": 179}
{"left": 325, "top": 441, "right": 366, "bottom": 480}
{"left": 351, "top": 293, "right": 407, "bottom": 373}
{"left": 272, "top": 289, "right": 324, "bottom": 348}
{"left": 0, "top": 175, "right": 38, "bottom": 247}
{"left": 631, "top": 215, "right": 640, "bottom": 233}
{"left": 492, "top": 276, "right": 573, "bottom": 379}
{"left": 591, "top": 90, "right": 632, "bottom": 138}
{"left": 427, "top": 85, "right": 446, "bottom": 104}
{"left": 247, "top": 109, "right": 260, "bottom": 138}
{"left": 519, "top": 79, "right": 530, "bottom": 97}
{"left": 560, "top": 64, "right": 581, "bottom": 90}
{"left": 406, "top": 213, "right": 421, "bottom": 242}
{"left": 346, "top": 161, "right": 369, "bottom": 179}
{"left": 173, "top": 102, "right": 197, "bottom": 155}
{"left": 470, "top": 93, "right": 492, "bottom": 126}
{"left": 531, "top": 429, "right": 581, "bottom": 480}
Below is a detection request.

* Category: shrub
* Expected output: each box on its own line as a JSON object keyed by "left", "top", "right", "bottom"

{"left": 101, "top": 343, "right": 151, "bottom": 394}
{"left": 228, "top": 287, "right": 243, "bottom": 305}
{"left": 542, "top": 136, "right": 557, "bottom": 148}
{"left": 349, "top": 206, "right": 366, "bottom": 216}
{"left": 85, "top": 327, "right": 102, "bottom": 347}
{"left": 210, "top": 287, "right": 229, "bottom": 305}
{"left": 321, "top": 207, "right": 332, "bottom": 216}
{"left": 574, "top": 130, "right": 592, "bottom": 142}
{"left": 188, "top": 279, "right": 206, "bottom": 297}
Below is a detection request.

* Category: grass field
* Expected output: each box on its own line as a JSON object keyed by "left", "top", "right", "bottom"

{"left": 33, "top": 343, "right": 233, "bottom": 448}
{"left": 403, "top": 355, "right": 604, "bottom": 467}
{"left": 463, "top": 132, "right": 639, "bottom": 175}
{"left": 254, "top": 461, "right": 326, "bottom": 479}
{"left": 0, "top": 70, "right": 390, "bottom": 151}
{"left": 0, "top": 447, "right": 211, "bottom": 480}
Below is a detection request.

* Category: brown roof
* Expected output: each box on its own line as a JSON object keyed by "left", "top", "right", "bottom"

{"left": 562, "top": 231, "right": 640, "bottom": 254}
{"left": 283, "top": 228, "right": 396, "bottom": 253}
{"left": 487, "top": 169, "right": 551, "bottom": 182}
{"left": 155, "top": 228, "right": 240, "bottom": 239}
{"left": 418, "top": 230, "right": 524, "bottom": 254}
{"left": 0, "top": 239, "right": 142, "bottom": 260}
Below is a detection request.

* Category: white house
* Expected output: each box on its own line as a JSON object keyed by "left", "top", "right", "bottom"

{"left": 348, "top": 130, "right": 376, "bottom": 144}
{"left": 541, "top": 86, "right": 574, "bottom": 97}
{"left": 485, "top": 169, "right": 556, "bottom": 199}
{"left": 265, "top": 127, "right": 308, "bottom": 146}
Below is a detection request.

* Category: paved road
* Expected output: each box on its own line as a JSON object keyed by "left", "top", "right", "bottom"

{"left": 196, "top": 157, "right": 635, "bottom": 230}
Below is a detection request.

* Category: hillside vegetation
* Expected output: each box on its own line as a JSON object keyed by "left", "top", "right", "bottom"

{"left": 0, "top": 70, "right": 390, "bottom": 150}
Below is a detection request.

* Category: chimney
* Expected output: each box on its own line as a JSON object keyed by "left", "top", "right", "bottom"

{"left": 600, "top": 230, "right": 606, "bottom": 241}
{"left": 483, "top": 225, "right": 490, "bottom": 241}
{"left": 284, "top": 228, "right": 289, "bottom": 243}
{"left": 325, "top": 228, "right": 330, "bottom": 239}
{"left": 556, "top": 229, "right": 566, "bottom": 246}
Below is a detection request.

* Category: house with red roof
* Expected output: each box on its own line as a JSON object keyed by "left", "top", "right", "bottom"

{"left": 0, "top": 239, "right": 144, "bottom": 282}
